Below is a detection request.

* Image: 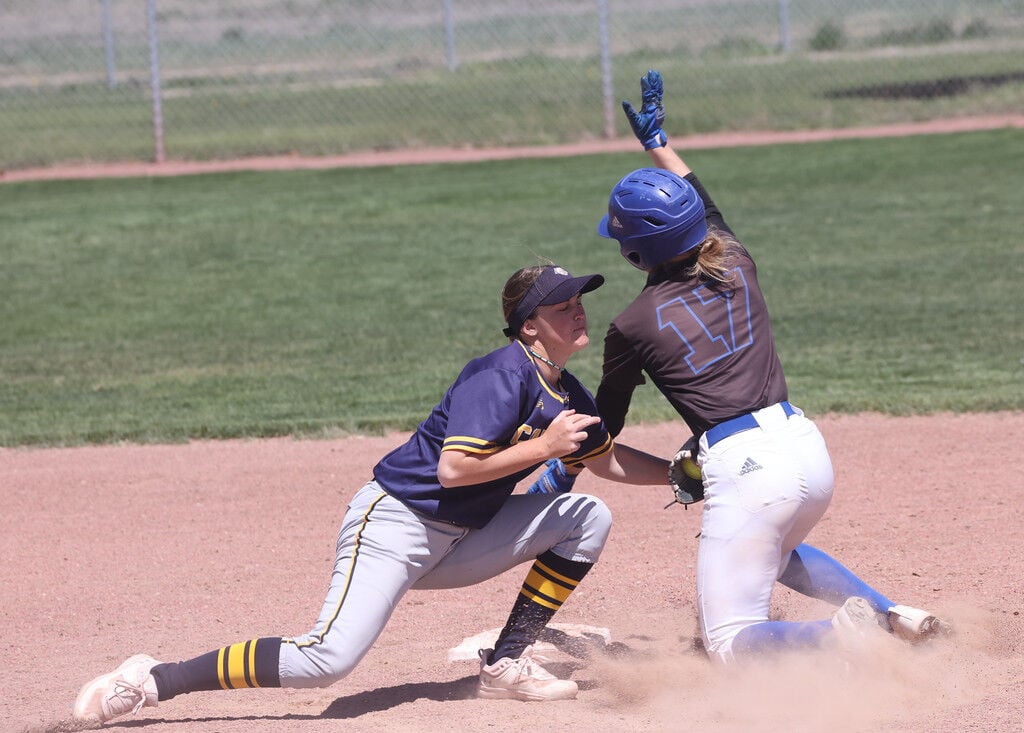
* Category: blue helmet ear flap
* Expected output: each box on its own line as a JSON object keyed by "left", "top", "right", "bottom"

{"left": 598, "top": 168, "right": 707, "bottom": 270}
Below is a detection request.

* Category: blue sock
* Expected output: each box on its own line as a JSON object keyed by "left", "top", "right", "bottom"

{"left": 779, "top": 544, "right": 894, "bottom": 612}
{"left": 732, "top": 619, "right": 833, "bottom": 655}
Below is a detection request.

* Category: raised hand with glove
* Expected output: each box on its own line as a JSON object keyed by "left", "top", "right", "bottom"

{"left": 621, "top": 69, "right": 667, "bottom": 150}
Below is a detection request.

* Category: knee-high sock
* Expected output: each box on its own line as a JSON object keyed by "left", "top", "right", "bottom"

{"left": 779, "top": 543, "right": 894, "bottom": 612}
{"left": 732, "top": 619, "right": 833, "bottom": 656}
{"left": 489, "top": 551, "right": 592, "bottom": 664}
{"left": 149, "top": 637, "right": 281, "bottom": 701}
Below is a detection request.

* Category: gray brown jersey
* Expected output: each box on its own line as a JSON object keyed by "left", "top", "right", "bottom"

{"left": 596, "top": 173, "right": 788, "bottom": 438}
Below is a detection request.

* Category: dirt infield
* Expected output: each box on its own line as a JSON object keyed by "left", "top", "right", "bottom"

{"left": 4, "top": 118, "right": 1022, "bottom": 730}
{"left": 2, "top": 114, "right": 1022, "bottom": 183}
{"left": 4, "top": 412, "right": 1022, "bottom": 732}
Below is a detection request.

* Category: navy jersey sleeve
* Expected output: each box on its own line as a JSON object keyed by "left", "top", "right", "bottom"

{"left": 374, "top": 343, "right": 613, "bottom": 528}
{"left": 442, "top": 368, "right": 524, "bottom": 455}
{"left": 560, "top": 372, "right": 613, "bottom": 467}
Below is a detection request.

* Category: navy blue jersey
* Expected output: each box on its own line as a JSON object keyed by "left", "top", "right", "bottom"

{"left": 596, "top": 172, "right": 788, "bottom": 438}
{"left": 373, "top": 340, "right": 612, "bottom": 528}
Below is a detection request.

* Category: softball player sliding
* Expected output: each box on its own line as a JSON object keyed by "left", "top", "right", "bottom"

{"left": 72, "top": 264, "right": 671, "bottom": 725}
{"left": 589, "top": 70, "right": 949, "bottom": 662}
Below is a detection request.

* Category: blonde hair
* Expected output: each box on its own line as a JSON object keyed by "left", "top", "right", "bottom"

{"left": 671, "top": 227, "right": 740, "bottom": 285}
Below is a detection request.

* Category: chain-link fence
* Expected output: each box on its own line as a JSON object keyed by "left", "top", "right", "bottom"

{"left": 2, "top": 0, "right": 1022, "bottom": 170}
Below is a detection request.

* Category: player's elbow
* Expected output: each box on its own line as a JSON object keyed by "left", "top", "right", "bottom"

{"left": 582, "top": 451, "right": 615, "bottom": 481}
{"left": 436, "top": 451, "right": 466, "bottom": 488}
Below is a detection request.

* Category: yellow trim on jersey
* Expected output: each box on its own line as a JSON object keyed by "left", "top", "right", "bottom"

{"left": 567, "top": 434, "right": 614, "bottom": 464}
{"left": 515, "top": 340, "right": 566, "bottom": 402}
{"left": 442, "top": 435, "right": 500, "bottom": 454}
{"left": 537, "top": 374, "right": 565, "bottom": 402}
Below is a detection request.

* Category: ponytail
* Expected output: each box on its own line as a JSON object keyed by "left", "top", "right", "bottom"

{"left": 686, "top": 228, "right": 740, "bottom": 285}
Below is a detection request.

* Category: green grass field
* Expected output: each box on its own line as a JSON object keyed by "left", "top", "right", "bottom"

{"left": 1, "top": 128, "right": 1021, "bottom": 447}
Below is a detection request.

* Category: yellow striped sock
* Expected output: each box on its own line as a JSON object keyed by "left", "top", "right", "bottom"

{"left": 520, "top": 559, "right": 579, "bottom": 610}
{"left": 216, "top": 639, "right": 261, "bottom": 690}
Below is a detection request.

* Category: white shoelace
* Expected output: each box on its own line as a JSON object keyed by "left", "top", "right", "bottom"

{"left": 512, "top": 656, "right": 554, "bottom": 681}
{"left": 108, "top": 679, "right": 147, "bottom": 716}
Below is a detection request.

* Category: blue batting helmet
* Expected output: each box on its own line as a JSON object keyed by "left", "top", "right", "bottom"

{"left": 597, "top": 168, "right": 707, "bottom": 271}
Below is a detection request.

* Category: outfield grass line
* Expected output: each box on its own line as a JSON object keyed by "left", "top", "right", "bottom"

{"left": 3, "top": 114, "right": 1021, "bottom": 184}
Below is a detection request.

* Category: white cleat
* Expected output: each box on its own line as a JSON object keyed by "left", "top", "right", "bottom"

{"left": 832, "top": 596, "right": 886, "bottom": 635}
{"left": 887, "top": 605, "right": 953, "bottom": 642}
{"left": 830, "top": 596, "right": 891, "bottom": 651}
{"left": 477, "top": 646, "right": 578, "bottom": 701}
{"left": 73, "top": 653, "right": 160, "bottom": 725}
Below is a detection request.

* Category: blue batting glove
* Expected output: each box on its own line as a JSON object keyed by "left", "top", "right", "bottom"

{"left": 527, "top": 459, "right": 577, "bottom": 494}
{"left": 622, "top": 69, "right": 667, "bottom": 150}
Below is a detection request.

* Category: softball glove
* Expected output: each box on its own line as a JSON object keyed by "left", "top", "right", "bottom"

{"left": 667, "top": 436, "right": 704, "bottom": 508}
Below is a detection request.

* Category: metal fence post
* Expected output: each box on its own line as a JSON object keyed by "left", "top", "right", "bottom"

{"left": 101, "top": 0, "right": 117, "bottom": 88}
{"left": 443, "top": 0, "right": 457, "bottom": 71}
{"left": 597, "top": 0, "right": 615, "bottom": 139}
{"left": 7, "top": 1, "right": 1022, "bottom": 170}
{"left": 778, "top": 0, "right": 791, "bottom": 53}
{"left": 146, "top": 0, "right": 165, "bottom": 163}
